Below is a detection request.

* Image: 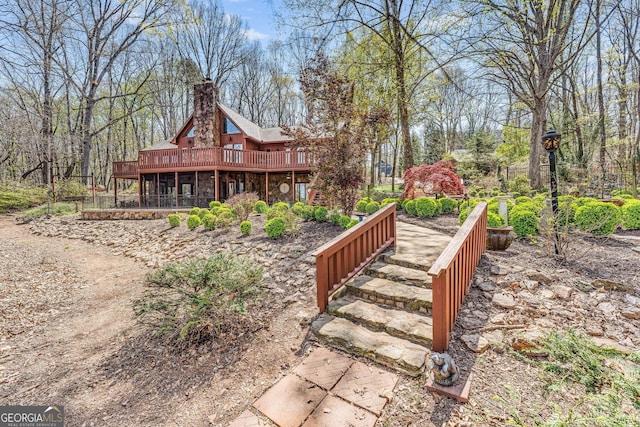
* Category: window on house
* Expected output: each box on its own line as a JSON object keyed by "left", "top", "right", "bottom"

{"left": 295, "top": 183, "right": 307, "bottom": 202}
{"left": 223, "top": 117, "right": 240, "bottom": 134}
{"left": 185, "top": 125, "right": 195, "bottom": 137}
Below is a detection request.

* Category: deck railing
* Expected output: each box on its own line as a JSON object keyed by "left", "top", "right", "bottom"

{"left": 113, "top": 161, "right": 138, "bottom": 177}
{"left": 112, "top": 147, "right": 314, "bottom": 177}
{"left": 312, "top": 203, "right": 397, "bottom": 312}
{"left": 428, "top": 202, "right": 487, "bottom": 352}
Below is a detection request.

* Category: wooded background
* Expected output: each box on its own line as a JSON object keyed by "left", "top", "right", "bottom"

{"left": 1, "top": 0, "right": 638, "bottom": 196}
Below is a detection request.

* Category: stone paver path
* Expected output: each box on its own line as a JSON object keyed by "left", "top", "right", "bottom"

{"left": 229, "top": 347, "right": 399, "bottom": 426}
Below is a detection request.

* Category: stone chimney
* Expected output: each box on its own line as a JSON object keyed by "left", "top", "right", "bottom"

{"left": 193, "top": 79, "right": 220, "bottom": 147}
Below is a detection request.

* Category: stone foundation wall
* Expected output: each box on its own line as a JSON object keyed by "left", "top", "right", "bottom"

{"left": 81, "top": 210, "right": 190, "bottom": 220}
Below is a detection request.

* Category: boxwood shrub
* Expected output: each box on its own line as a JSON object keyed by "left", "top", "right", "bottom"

{"left": 254, "top": 200, "right": 268, "bottom": 213}
{"left": 510, "top": 208, "right": 538, "bottom": 237}
{"left": 168, "top": 213, "right": 181, "bottom": 228}
{"left": 575, "top": 202, "right": 621, "bottom": 236}
{"left": 621, "top": 200, "right": 640, "bottom": 230}
{"left": 438, "top": 198, "right": 457, "bottom": 214}
{"left": 314, "top": 206, "right": 328, "bottom": 222}
{"left": 187, "top": 214, "right": 202, "bottom": 230}
{"left": 203, "top": 213, "right": 217, "bottom": 230}
{"left": 487, "top": 211, "right": 505, "bottom": 227}
{"left": 365, "top": 201, "right": 381, "bottom": 214}
{"left": 240, "top": 220, "right": 252, "bottom": 235}
{"left": 292, "top": 201, "right": 306, "bottom": 216}
{"left": 381, "top": 197, "right": 401, "bottom": 209}
{"left": 346, "top": 219, "right": 360, "bottom": 229}
{"left": 338, "top": 215, "right": 352, "bottom": 229}
{"left": 404, "top": 199, "right": 418, "bottom": 216}
{"left": 355, "top": 198, "right": 372, "bottom": 213}
{"left": 265, "top": 217, "right": 286, "bottom": 239}
{"left": 329, "top": 211, "right": 342, "bottom": 224}
{"left": 415, "top": 197, "right": 438, "bottom": 218}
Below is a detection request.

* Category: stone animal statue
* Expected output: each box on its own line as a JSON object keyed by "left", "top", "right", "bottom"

{"left": 428, "top": 352, "right": 459, "bottom": 386}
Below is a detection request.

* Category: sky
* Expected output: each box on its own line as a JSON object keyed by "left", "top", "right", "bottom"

{"left": 222, "top": 0, "right": 283, "bottom": 43}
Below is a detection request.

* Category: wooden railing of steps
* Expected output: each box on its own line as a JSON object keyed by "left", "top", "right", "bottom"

{"left": 428, "top": 202, "right": 487, "bottom": 352}
{"left": 313, "top": 203, "right": 397, "bottom": 312}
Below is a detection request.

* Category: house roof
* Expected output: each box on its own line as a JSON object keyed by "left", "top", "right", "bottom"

{"left": 141, "top": 139, "right": 178, "bottom": 151}
{"left": 218, "top": 103, "right": 294, "bottom": 143}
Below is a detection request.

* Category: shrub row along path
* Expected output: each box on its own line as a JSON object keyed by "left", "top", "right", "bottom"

{"left": 2, "top": 212, "right": 640, "bottom": 425}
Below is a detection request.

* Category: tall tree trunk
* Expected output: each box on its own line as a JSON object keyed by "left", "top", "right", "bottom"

{"left": 529, "top": 99, "right": 546, "bottom": 189}
{"left": 596, "top": 1, "right": 607, "bottom": 197}
{"left": 388, "top": 0, "right": 413, "bottom": 171}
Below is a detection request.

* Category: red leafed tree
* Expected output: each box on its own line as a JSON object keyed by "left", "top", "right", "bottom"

{"left": 402, "top": 161, "right": 465, "bottom": 200}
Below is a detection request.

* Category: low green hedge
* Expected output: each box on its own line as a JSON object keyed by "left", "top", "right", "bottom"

{"left": 621, "top": 200, "right": 640, "bottom": 230}
{"left": 575, "top": 202, "right": 621, "bottom": 235}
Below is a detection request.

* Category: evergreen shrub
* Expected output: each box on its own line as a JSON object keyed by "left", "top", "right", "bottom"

{"left": 265, "top": 217, "right": 286, "bottom": 239}
{"left": 510, "top": 209, "right": 538, "bottom": 237}
{"left": 240, "top": 220, "right": 252, "bottom": 235}
{"left": 314, "top": 206, "right": 328, "bottom": 222}
{"left": 575, "top": 202, "right": 621, "bottom": 236}
{"left": 438, "top": 198, "right": 457, "bottom": 214}
{"left": 203, "top": 213, "right": 217, "bottom": 230}
{"left": 365, "top": 201, "right": 380, "bottom": 214}
{"left": 168, "top": 214, "right": 181, "bottom": 228}
{"left": 415, "top": 197, "right": 437, "bottom": 218}
{"left": 254, "top": 200, "right": 268, "bottom": 214}
{"left": 187, "top": 214, "right": 201, "bottom": 230}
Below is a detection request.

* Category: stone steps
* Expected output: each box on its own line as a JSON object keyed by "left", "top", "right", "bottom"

{"left": 346, "top": 275, "right": 433, "bottom": 314}
{"left": 311, "top": 314, "right": 429, "bottom": 376}
{"left": 311, "top": 223, "right": 453, "bottom": 377}
{"left": 365, "top": 261, "right": 431, "bottom": 288}
{"left": 378, "top": 249, "right": 438, "bottom": 271}
{"left": 327, "top": 295, "right": 433, "bottom": 347}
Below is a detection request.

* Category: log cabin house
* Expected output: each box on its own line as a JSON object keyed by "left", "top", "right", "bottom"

{"left": 112, "top": 79, "right": 315, "bottom": 208}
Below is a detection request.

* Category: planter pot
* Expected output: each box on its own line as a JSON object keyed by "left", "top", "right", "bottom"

{"left": 486, "top": 226, "right": 515, "bottom": 251}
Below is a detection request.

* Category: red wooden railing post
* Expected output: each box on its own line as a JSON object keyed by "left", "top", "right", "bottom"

{"left": 428, "top": 202, "right": 487, "bottom": 352}
{"left": 316, "top": 254, "right": 329, "bottom": 312}
{"left": 431, "top": 272, "right": 449, "bottom": 352}
{"left": 312, "top": 203, "right": 397, "bottom": 313}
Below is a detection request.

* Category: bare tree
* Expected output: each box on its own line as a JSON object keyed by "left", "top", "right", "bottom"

{"left": 0, "top": 0, "right": 69, "bottom": 184}
{"left": 64, "top": 0, "right": 178, "bottom": 182}
{"left": 173, "top": 0, "right": 250, "bottom": 88}
{"left": 466, "top": 0, "right": 593, "bottom": 188}
{"left": 279, "top": 0, "right": 461, "bottom": 171}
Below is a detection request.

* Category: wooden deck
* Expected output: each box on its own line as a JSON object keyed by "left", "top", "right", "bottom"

{"left": 113, "top": 147, "right": 314, "bottom": 178}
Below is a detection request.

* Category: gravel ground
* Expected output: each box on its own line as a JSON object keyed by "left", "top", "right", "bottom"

{"left": 1, "top": 211, "right": 639, "bottom": 426}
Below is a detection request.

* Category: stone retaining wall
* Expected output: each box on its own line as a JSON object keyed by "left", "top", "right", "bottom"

{"left": 81, "top": 209, "right": 190, "bottom": 220}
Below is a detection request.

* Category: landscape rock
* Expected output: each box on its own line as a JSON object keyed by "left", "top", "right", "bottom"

{"left": 621, "top": 307, "right": 640, "bottom": 320}
{"left": 492, "top": 293, "right": 516, "bottom": 309}
{"left": 550, "top": 284, "right": 572, "bottom": 299}
{"left": 461, "top": 334, "right": 489, "bottom": 353}
{"left": 597, "top": 302, "right": 617, "bottom": 316}
{"left": 490, "top": 265, "right": 508, "bottom": 276}
{"left": 525, "top": 270, "right": 553, "bottom": 284}
{"left": 477, "top": 281, "right": 496, "bottom": 292}
{"left": 592, "top": 278, "right": 634, "bottom": 293}
{"left": 624, "top": 294, "right": 640, "bottom": 306}
{"left": 538, "top": 289, "right": 555, "bottom": 300}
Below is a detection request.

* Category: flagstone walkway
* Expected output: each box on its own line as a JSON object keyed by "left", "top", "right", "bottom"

{"left": 228, "top": 221, "right": 453, "bottom": 426}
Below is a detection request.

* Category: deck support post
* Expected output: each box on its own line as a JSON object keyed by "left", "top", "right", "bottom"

{"left": 175, "top": 171, "right": 179, "bottom": 208}
{"left": 291, "top": 171, "right": 295, "bottom": 203}
{"left": 214, "top": 170, "right": 219, "bottom": 201}
{"left": 265, "top": 172, "right": 269, "bottom": 205}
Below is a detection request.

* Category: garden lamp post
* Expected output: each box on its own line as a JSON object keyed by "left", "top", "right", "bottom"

{"left": 542, "top": 129, "right": 561, "bottom": 254}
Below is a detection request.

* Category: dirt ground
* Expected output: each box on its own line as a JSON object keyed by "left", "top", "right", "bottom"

{"left": 1, "top": 211, "right": 639, "bottom": 426}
